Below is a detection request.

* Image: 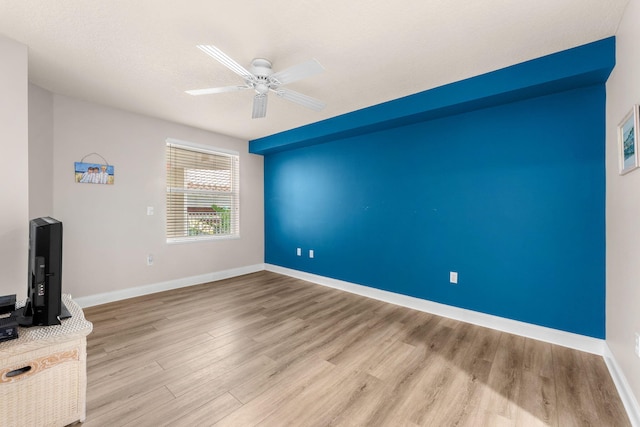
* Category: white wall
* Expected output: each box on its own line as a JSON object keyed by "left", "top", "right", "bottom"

{"left": 29, "top": 84, "right": 54, "bottom": 218}
{"left": 0, "top": 35, "right": 29, "bottom": 298}
{"left": 607, "top": 0, "right": 640, "bottom": 411}
{"left": 46, "top": 94, "right": 263, "bottom": 299}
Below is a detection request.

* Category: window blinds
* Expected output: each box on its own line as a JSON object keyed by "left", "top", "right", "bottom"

{"left": 166, "top": 141, "right": 239, "bottom": 241}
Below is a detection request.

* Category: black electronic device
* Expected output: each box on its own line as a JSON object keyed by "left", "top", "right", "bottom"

{"left": 15, "top": 217, "right": 70, "bottom": 327}
{"left": 0, "top": 317, "right": 19, "bottom": 342}
{"left": 0, "top": 294, "right": 16, "bottom": 315}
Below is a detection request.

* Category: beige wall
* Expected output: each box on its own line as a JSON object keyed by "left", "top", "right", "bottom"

{"left": 29, "top": 84, "right": 54, "bottom": 218}
{"left": 607, "top": 0, "right": 640, "bottom": 409}
{"left": 0, "top": 36, "right": 29, "bottom": 298}
{"left": 46, "top": 94, "right": 263, "bottom": 299}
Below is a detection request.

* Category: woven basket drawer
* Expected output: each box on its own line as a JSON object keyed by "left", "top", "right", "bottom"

{"left": 0, "top": 338, "right": 87, "bottom": 427}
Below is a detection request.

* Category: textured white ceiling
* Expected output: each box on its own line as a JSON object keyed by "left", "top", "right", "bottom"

{"left": 0, "top": 0, "right": 630, "bottom": 141}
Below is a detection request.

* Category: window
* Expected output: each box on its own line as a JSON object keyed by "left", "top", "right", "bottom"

{"left": 166, "top": 139, "right": 239, "bottom": 242}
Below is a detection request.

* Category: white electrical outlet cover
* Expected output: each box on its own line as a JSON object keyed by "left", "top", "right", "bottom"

{"left": 450, "top": 271, "right": 458, "bottom": 284}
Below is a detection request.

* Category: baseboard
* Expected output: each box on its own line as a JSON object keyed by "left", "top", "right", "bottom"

{"left": 265, "top": 264, "right": 606, "bottom": 356}
{"left": 604, "top": 346, "right": 640, "bottom": 427}
{"left": 73, "top": 263, "right": 265, "bottom": 308}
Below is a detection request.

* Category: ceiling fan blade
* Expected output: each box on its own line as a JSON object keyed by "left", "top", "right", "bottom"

{"left": 270, "top": 59, "right": 324, "bottom": 86}
{"left": 252, "top": 94, "right": 268, "bottom": 119}
{"left": 185, "top": 85, "right": 251, "bottom": 96}
{"left": 196, "top": 45, "right": 254, "bottom": 80}
{"left": 274, "top": 88, "right": 325, "bottom": 111}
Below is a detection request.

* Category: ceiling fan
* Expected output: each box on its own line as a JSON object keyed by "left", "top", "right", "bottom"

{"left": 186, "top": 45, "right": 326, "bottom": 119}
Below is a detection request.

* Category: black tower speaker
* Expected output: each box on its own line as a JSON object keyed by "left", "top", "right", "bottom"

{"left": 18, "top": 217, "right": 63, "bottom": 326}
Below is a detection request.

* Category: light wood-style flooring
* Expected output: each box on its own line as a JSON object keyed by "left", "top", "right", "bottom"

{"left": 77, "top": 271, "right": 630, "bottom": 426}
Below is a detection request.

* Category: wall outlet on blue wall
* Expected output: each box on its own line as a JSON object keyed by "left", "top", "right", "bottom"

{"left": 450, "top": 272, "right": 458, "bottom": 284}
{"left": 296, "top": 248, "right": 301, "bottom": 256}
{"left": 309, "top": 250, "right": 314, "bottom": 258}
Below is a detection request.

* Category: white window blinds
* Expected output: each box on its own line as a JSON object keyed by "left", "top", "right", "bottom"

{"left": 166, "top": 140, "right": 240, "bottom": 242}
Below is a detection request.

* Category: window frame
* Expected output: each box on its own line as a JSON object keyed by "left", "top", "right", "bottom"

{"left": 165, "top": 138, "right": 240, "bottom": 244}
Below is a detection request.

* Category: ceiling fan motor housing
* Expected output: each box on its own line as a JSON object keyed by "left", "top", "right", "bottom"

{"left": 250, "top": 58, "right": 273, "bottom": 76}
{"left": 249, "top": 58, "right": 274, "bottom": 95}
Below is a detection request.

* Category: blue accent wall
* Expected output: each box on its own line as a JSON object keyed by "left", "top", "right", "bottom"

{"left": 251, "top": 38, "right": 615, "bottom": 155}
{"left": 257, "top": 39, "right": 612, "bottom": 339}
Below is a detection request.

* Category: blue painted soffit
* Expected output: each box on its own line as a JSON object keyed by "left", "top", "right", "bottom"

{"left": 249, "top": 37, "right": 615, "bottom": 155}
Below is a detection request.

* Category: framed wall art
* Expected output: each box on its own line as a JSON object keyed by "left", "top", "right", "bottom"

{"left": 618, "top": 105, "right": 640, "bottom": 175}
{"left": 74, "top": 162, "right": 114, "bottom": 184}
{"left": 74, "top": 153, "right": 114, "bottom": 185}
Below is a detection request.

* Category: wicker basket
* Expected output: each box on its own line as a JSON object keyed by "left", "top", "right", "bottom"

{"left": 0, "top": 295, "right": 92, "bottom": 427}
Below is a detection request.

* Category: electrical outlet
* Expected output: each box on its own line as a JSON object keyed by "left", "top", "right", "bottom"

{"left": 147, "top": 206, "right": 154, "bottom": 216}
{"left": 635, "top": 332, "right": 640, "bottom": 358}
{"left": 309, "top": 250, "right": 314, "bottom": 258}
{"left": 449, "top": 271, "right": 458, "bottom": 284}
{"left": 296, "top": 248, "right": 301, "bottom": 256}
{"left": 147, "top": 254, "right": 154, "bottom": 266}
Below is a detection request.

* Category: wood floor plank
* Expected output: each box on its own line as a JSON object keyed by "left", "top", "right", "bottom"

{"left": 166, "top": 354, "right": 276, "bottom": 398}
{"left": 215, "top": 357, "right": 336, "bottom": 426}
{"left": 256, "top": 366, "right": 382, "bottom": 427}
{"left": 79, "top": 271, "right": 631, "bottom": 426}
{"left": 227, "top": 352, "right": 332, "bottom": 405}
{"left": 516, "top": 339, "right": 557, "bottom": 426}
{"left": 90, "top": 330, "right": 216, "bottom": 372}
{"left": 153, "top": 333, "right": 242, "bottom": 370}
{"left": 364, "top": 337, "right": 417, "bottom": 381}
{"left": 166, "top": 392, "right": 242, "bottom": 427}
{"left": 417, "top": 325, "right": 494, "bottom": 426}
{"left": 523, "top": 338, "right": 555, "bottom": 379}
{"left": 81, "top": 385, "right": 175, "bottom": 426}
{"left": 478, "top": 332, "right": 525, "bottom": 422}
{"left": 86, "top": 361, "right": 168, "bottom": 412}
{"left": 334, "top": 346, "right": 431, "bottom": 427}
{"left": 580, "top": 350, "right": 631, "bottom": 426}
{"left": 553, "top": 345, "right": 604, "bottom": 426}
{"left": 354, "top": 333, "right": 457, "bottom": 426}
{"left": 121, "top": 387, "right": 236, "bottom": 427}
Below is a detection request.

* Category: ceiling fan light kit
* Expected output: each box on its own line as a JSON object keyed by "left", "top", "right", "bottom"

{"left": 187, "top": 45, "right": 326, "bottom": 119}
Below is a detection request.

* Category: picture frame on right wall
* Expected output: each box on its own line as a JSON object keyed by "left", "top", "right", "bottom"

{"left": 618, "top": 105, "right": 640, "bottom": 175}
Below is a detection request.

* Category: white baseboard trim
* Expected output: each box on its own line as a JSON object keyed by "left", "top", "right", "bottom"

{"left": 73, "top": 263, "right": 265, "bottom": 308}
{"left": 604, "top": 346, "right": 640, "bottom": 427}
{"left": 265, "top": 264, "right": 606, "bottom": 356}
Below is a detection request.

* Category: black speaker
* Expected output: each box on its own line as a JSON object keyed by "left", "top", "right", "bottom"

{"left": 18, "top": 217, "right": 64, "bottom": 326}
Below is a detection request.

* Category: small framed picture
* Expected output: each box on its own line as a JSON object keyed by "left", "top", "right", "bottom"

{"left": 618, "top": 105, "right": 640, "bottom": 175}
{"left": 74, "top": 162, "right": 114, "bottom": 185}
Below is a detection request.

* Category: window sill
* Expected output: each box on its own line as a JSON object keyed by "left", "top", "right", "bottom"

{"left": 166, "top": 234, "right": 241, "bottom": 244}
